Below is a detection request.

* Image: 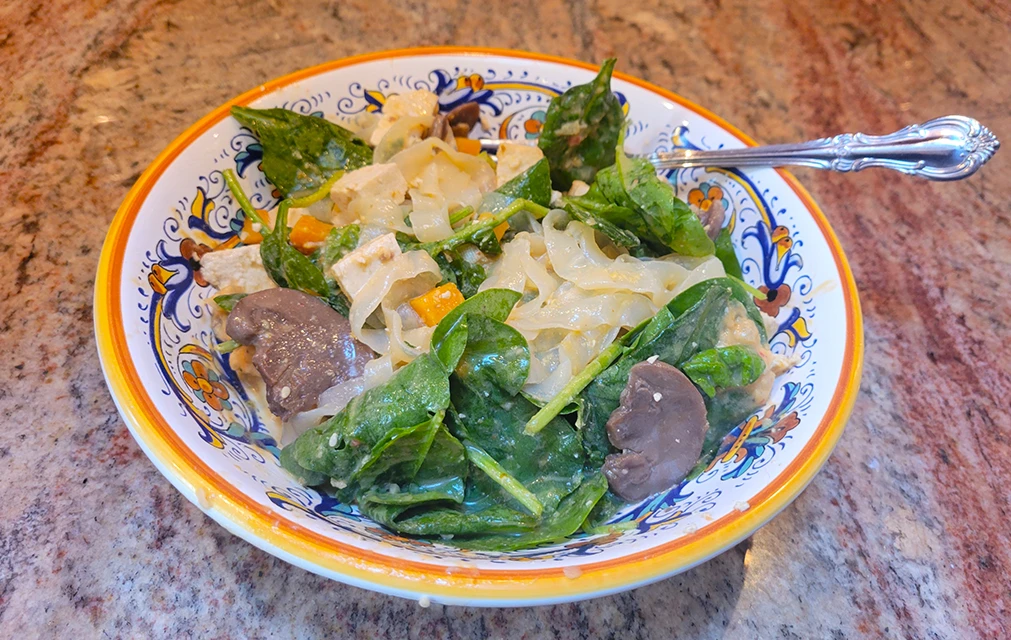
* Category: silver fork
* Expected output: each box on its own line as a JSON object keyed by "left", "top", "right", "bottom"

{"left": 478, "top": 116, "right": 999, "bottom": 181}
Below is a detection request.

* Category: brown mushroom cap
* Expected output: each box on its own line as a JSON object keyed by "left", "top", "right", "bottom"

{"left": 603, "top": 361, "right": 709, "bottom": 502}
{"left": 226, "top": 289, "right": 373, "bottom": 420}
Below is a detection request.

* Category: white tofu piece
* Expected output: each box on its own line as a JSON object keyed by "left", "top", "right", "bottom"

{"left": 331, "top": 232, "right": 402, "bottom": 301}
{"left": 199, "top": 244, "right": 276, "bottom": 294}
{"left": 329, "top": 163, "right": 408, "bottom": 218}
{"left": 495, "top": 142, "right": 544, "bottom": 187}
{"left": 369, "top": 90, "right": 440, "bottom": 146}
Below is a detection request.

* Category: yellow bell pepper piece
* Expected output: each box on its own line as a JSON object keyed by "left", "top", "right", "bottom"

{"left": 290, "top": 216, "right": 334, "bottom": 254}
{"left": 455, "top": 137, "right": 482, "bottom": 155}
{"left": 478, "top": 213, "right": 509, "bottom": 241}
{"left": 410, "top": 283, "right": 465, "bottom": 326}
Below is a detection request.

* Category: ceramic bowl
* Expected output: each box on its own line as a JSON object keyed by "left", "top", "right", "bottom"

{"left": 95, "top": 47, "right": 862, "bottom": 606}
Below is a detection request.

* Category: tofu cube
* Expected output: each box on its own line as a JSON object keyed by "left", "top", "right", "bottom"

{"left": 369, "top": 90, "right": 440, "bottom": 146}
{"left": 330, "top": 163, "right": 408, "bottom": 217}
{"left": 331, "top": 232, "right": 403, "bottom": 301}
{"left": 495, "top": 142, "right": 544, "bottom": 187}
{"left": 199, "top": 244, "right": 277, "bottom": 294}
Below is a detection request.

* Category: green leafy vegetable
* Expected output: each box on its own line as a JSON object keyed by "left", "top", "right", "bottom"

{"left": 459, "top": 472, "right": 608, "bottom": 552}
{"left": 359, "top": 426, "right": 467, "bottom": 507}
{"left": 353, "top": 410, "right": 444, "bottom": 490}
{"left": 260, "top": 201, "right": 331, "bottom": 299}
{"left": 434, "top": 249, "right": 487, "bottom": 299}
{"left": 537, "top": 59, "right": 624, "bottom": 190}
{"left": 596, "top": 151, "right": 715, "bottom": 256}
{"left": 562, "top": 183, "right": 642, "bottom": 249}
{"left": 687, "top": 387, "right": 763, "bottom": 480}
{"left": 280, "top": 353, "right": 451, "bottom": 490}
{"left": 464, "top": 441, "right": 543, "bottom": 517}
{"left": 222, "top": 169, "right": 269, "bottom": 229}
{"left": 449, "top": 315, "right": 585, "bottom": 516}
{"left": 665, "top": 277, "right": 766, "bottom": 343}
{"left": 714, "top": 227, "right": 743, "bottom": 279}
{"left": 430, "top": 288, "right": 522, "bottom": 372}
{"left": 494, "top": 157, "right": 552, "bottom": 208}
{"left": 231, "top": 106, "right": 372, "bottom": 197}
{"left": 681, "top": 346, "right": 766, "bottom": 398}
{"left": 213, "top": 293, "right": 247, "bottom": 313}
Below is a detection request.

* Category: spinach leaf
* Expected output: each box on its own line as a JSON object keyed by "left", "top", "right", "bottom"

{"left": 359, "top": 426, "right": 467, "bottom": 507}
{"left": 449, "top": 317, "right": 585, "bottom": 515}
{"left": 313, "top": 223, "right": 360, "bottom": 316}
{"left": 434, "top": 249, "right": 487, "bottom": 299}
{"left": 430, "top": 288, "right": 521, "bottom": 372}
{"left": 666, "top": 277, "right": 766, "bottom": 343}
{"left": 280, "top": 353, "right": 450, "bottom": 487}
{"left": 213, "top": 293, "right": 247, "bottom": 313}
{"left": 260, "top": 202, "right": 331, "bottom": 299}
{"left": 315, "top": 224, "right": 360, "bottom": 274}
{"left": 459, "top": 472, "right": 609, "bottom": 551}
{"left": 687, "top": 387, "right": 762, "bottom": 480}
{"left": 714, "top": 226, "right": 743, "bottom": 279}
{"left": 465, "top": 441, "right": 543, "bottom": 516}
{"left": 580, "top": 283, "right": 732, "bottom": 467}
{"left": 596, "top": 152, "right": 715, "bottom": 257}
{"left": 495, "top": 157, "right": 552, "bottom": 208}
{"left": 537, "top": 59, "right": 624, "bottom": 190}
{"left": 231, "top": 106, "right": 372, "bottom": 197}
{"left": 681, "top": 346, "right": 766, "bottom": 398}
{"left": 352, "top": 410, "right": 444, "bottom": 490}
{"left": 562, "top": 183, "right": 642, "bottom": 249}
{"left": 362, "top": 502, "right": 537, "bottom": 536}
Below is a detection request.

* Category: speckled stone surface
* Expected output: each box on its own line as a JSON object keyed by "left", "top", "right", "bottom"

{"left": 1, "top": 0, "right": 1009, "bottom": 637}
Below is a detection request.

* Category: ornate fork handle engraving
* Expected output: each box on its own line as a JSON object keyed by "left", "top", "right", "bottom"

{"left": 649, "top": 116, "right": 999, "bottom": 181}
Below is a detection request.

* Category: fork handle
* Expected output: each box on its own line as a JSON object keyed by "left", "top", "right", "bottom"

{"left": 648, "top": 116, "right": 999, "bottom": 181}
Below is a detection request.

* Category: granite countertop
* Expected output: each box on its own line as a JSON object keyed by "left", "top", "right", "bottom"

{"left": 2, "top": 0, "right": 1009, "bottom": 637}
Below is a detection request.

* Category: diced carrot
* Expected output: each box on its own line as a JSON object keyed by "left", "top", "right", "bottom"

{"left": 410, "top": 283, "right": 465, "bottom": 326}
{"left": 290, "top": 216, "right": 334, "bottom": 254}
{"left": 455, "top": 137, "right": 482, "bottom": 155}
{"left": 478, "top": 213, "right": 509, "bottom": 241}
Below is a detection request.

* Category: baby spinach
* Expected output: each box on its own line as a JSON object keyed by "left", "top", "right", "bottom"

{"left": 495, "top": 157, "right": 552, "bottom": 207}
{"left": 231, "top": 106, "right": 372, "bottom": 197}
{"left": 596, "top": 151, "right": 715, "bottom": 257}
{"left": 666, "top": 277, "right": 766, "bottom": 342}
{"left": 352, "top": 410, "right": 444, "bottom": 490}
{"left": 260, "top": 201, "right": 332, "bottom": 299}
{"left": 449, "top": 316, "right": 586, "bottom": 516}
{"left": 465, "top": 441, "right": 543, "bottom": 517}
{"left": 212, "top": 293, "right": 247, "bottom": 313}
{"left": 562, "top": 183, "right": 642, "bottom": 249}
{"left": 459, "top": 472, "right": 609, "bottom": 552}
{"left": 714, "top": 227, "right": 743, "bottom": 279}
{"left": 430, "top": 288, "right": 522, "bottom": 372}
{"left": 687, "top": 387, "right": 763, "bottom": 480}
{"left": 358, "top": 426, "right": 468, "bottom": 507}
{"left": 681, "top": 346, "right": 766, "bottom": 398}
{"left": 281, "top": 353, "right": 450, "bottom": 488}
{"left": 434, "top": 250, "right": 487, "bottom": 299}
{"left": 538, "top": 58, "right": 624, "bottom": 190}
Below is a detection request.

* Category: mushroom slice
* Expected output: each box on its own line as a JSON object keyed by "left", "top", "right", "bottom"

{"left": 226, "top": 289, "right": 374, "bottom": 420}
{"left": 603, "top": 361, "right": 709, "bottom": 501}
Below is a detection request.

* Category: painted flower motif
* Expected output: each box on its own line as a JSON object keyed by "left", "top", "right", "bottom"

{"left": 756, "top": 283, "right": 791, "bottom": 317}
{"left": 770, "top": 225, "right": 794, "bottom": 265}
{"left": 180, "top": 238, "right": 212, "bottom": 287}
{"left": 524, "top": 110, "right": 546, "bottom": 139}
{"left": 182, "top": 360, "right": 232, "bottom": 411}
{"left": 454, "top": 73, "right": 485, "bottom": 92}
{"left": 687, "top": 182, "right": 730, "bottom": 213}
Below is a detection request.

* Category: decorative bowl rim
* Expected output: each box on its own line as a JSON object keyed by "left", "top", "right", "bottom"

{"left": 94, "top": 46, "right": 864, "bottom": 606}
